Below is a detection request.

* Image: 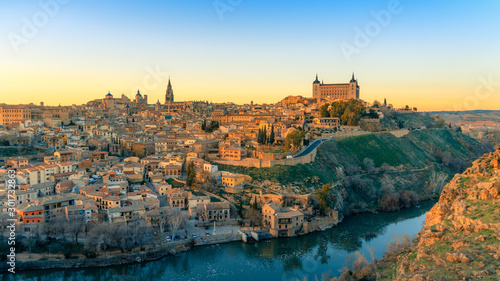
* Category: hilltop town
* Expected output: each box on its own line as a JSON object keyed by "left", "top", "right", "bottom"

{"left": 0, "top": 75, "right": 492, "bottom": 267}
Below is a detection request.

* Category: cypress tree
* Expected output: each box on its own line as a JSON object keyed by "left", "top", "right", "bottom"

{"left": 269, "top": 125, "right": 275, "bottom": 145}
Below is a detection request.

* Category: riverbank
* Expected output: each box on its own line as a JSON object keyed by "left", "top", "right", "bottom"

{"left": 9, "top": 201, "right": 436, "bottom": 281}
{"left": 0, "top": 232, "right": 244, "bottom": 272}
{"left": 0, "top": 200, "right": 437, "bottom": 273}
{"left": 0, "top": 241, "right": 193, "bottom": 272}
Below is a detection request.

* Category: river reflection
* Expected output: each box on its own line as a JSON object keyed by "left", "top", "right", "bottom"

{"left": 6, "top": 200, "right": 434, "bottom": 281}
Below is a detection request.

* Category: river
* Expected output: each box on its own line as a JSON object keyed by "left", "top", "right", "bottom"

{"left": 7, "top": 200, "right": 435, "bottom": 281}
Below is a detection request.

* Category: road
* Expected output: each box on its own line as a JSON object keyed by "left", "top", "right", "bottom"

{"left": 294, "top": 139, "right": 327, "bottom": 158}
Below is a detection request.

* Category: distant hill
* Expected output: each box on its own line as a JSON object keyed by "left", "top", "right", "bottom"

{"left": 426, "top": 110, "right": 500, "bottom": 123}
{"left": 425, "top": 110, "right": 500, "bottom": 115}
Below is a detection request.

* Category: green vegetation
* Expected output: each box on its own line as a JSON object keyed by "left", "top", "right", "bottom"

{"left": 258, "top": 125, "right": 275, "bottom": 145}
{"left": 465, "top": 199, "right": 500, "bottom": 224}
{"left": 316, "top": 183, "right": 336, "bottom": 215}
{"left": 284, "top": 129, "right": 305, "bottom": 151}
{"left": 210, "top": 196, "right": 221, "bottom": 202}
{"left": 220, "top": 128, "right": 491, "bottom": 215}
{"left": 0, "top": 146, "right": 45, "bottom": 157}
{"left": 166, "top": 178, "right": 185, "bottom": 189}
{"left": 334, "top": 134, "right": 409, "bottom": 167}
{"left": 186, "top": 162, "right": 196, "bottom": 187}
{"left": 201, "top": 120, "right": 219, "bottom": 133}
{"left": 223, "top": 129, "right": 488, "bottom": 186}
{"left": 320, "top": 99, "right": 369, "bottom": 126}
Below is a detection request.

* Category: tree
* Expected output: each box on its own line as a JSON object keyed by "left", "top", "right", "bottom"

{"left": 66, "top": 217, "right": 87, "bottom": 243}
{"left": 158, "top": 207, "right": 170, "bottom": 233}
{"left": 379, "top": 193, "right": 400, "bottom": 211}
{"left": 116, "top": 224, "right": 134, "bottom": 253}
{"left": 42, "top": 214, "right": 67, "bottom": 239}
{"left": 316, "top": 183, "right": 336, "bottom": 215}
{"left": 168, "top": 209, "right": 187, "bottom": 233}
{"left": 257, "top": 127, "right": 267, "bottom": 144}
{"left": 320, "top": 103, "right": 330, "bottom": 117}
{"left": 186, "top": 162, "right": 196, "bottom": 187}
{"left": 84, "top": 224, "right": 109, "bottom": 256}
{"left": 428, "top": 170, "right": 448, "bottom": 195}
{"left": 245, "top": 202, "right": 262, "bottom": 227}
{"left": 363, "top": 158, "right": 376, "bottom": 173}
{"left": 380, "top": 174, "right": 395, "bottom": 195}
{"left": 238, "top": 199, "right": 243, "bottom": 217}
{"left": 269, "top": 125, "right": 275, "bottom": 145}
{"left": 436, "top": 118, "right": 446, "bottom": 128}
{"left": 366, "top": 109, "right": 379, "bottom": 119}
{"left": 284, "top": 130, "right": 305, "bottom": 151}
{"left": 132, "top": 145, "right": 145, "bottom": 158}
{"left": 203, "top": 121, "right": 219, "bottom": 133}
{"left": 329, "top": 99, "right": 367, "bottom": 126}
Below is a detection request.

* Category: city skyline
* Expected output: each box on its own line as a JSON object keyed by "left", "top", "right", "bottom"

{"left": 1, "top": 0, "right": 500, "bottom": 110}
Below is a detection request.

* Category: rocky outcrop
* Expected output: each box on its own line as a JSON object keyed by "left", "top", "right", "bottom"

{"left": 389, "top": 150, "right": 500, "bottom": 280}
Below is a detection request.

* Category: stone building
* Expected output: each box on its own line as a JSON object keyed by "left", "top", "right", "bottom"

{"left": 0, "top": 104, "right": 31, "bottom": 126}
{"left": 262, "top": 203, "right": 304, "bottom": 237}
{"left": 312, "top": 73, "right": 360, "bottom": 100}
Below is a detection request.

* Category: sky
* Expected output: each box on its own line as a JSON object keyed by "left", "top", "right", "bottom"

{"left": 1, "top": 0, "right": 499, "bottom": 111}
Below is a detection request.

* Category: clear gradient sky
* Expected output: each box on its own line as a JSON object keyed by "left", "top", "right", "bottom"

{"left": 1, "top": 0, "right": 499, "bottom": 111}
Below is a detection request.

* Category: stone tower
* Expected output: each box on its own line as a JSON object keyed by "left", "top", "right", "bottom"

{"left": 165, "top": 78, "right": 174, "bottom": 104}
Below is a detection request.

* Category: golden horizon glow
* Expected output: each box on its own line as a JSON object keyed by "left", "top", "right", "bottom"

{"left": 1, "top": 1, "right": 499, "bottom": 111}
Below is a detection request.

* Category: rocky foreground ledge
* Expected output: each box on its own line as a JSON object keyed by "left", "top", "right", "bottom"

{"left": 388, "top": 150, "right": 500, "bottom": 280}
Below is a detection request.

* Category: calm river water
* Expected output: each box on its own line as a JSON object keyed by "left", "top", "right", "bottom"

{"left": 7, "top": 200, "right": 435, "bottom": 281}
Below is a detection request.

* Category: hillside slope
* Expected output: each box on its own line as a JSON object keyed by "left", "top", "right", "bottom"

{"left": 378, "top": 150, "right": 500, "bottom": 280}
{"left": 222, "top": 129, "right": 488, "bottom": 185}
{"left": 219, "top": 129, "right": 492, "bottom": 215}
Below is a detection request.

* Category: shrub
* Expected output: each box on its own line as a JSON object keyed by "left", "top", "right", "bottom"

{"left": 63, "top": 247, "right": 73, "bottom": 259}
{"left": 380, "top": 193, "right": 400, "bottom": 211}
{"left": 385, "top": 233, "right": 413, "bottom": 258}
{"left": 398, "top": 190, "right": 418, "bottom": 209}
{"left": 83, "top": 248, "right": 97, "bottom": 258}
{"left": 380, "top": 190, "right": 418, "bottom": 211}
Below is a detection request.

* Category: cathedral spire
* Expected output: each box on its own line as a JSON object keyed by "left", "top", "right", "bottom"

{"left": 165, "top": 77, "right": 174, "bottom": 104}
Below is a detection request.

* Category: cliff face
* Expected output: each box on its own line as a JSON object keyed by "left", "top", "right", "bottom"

{"left": 394, "top": 150, "right": 500, "bottom": 280}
